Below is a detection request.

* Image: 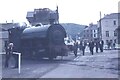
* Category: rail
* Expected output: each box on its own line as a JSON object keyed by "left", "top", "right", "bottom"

{"left": 0, "top": 52, "right": 21, "bottom": 74}
{"left": 13, "top": 52, "right": 21, "bottom": 74}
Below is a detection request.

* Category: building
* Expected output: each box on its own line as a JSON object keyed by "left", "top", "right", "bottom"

{"left": 0, "top": 22, "right": 22, "bottom": 52}
{"left": 98, "top": 13, "right": 120, "bottom": 46}
{"left": 26, "top": 7, "right": 59, "bottom": 26}
{"left": 82, "top": 23, "right": 98, "bottom": 42}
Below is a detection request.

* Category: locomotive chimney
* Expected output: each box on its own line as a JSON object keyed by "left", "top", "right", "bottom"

{"left": 56, "top": 5, "right": 59, "bottom": 24}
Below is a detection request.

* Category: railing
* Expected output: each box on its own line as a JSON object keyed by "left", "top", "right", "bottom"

{"left": 0, "top": 52, "right": 21, "bottom": 74}
{"left": 13, "top": 52, "right": 21, "bottom": 74}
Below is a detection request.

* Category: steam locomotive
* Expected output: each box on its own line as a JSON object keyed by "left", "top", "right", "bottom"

{"left": 8, "top": 24, "right": 68, "bottom": 60}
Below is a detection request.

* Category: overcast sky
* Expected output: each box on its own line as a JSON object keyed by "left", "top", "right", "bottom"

{"left": 0, "top": 0, "right": 119, "bottom": 25}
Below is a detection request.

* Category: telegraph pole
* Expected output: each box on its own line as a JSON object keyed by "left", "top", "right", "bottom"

{"left": 99, "top": 11, "right": 102, "bottom": 40}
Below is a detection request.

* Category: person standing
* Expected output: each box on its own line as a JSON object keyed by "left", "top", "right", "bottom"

{"left": 107, "top": 41, "right": 111, "bottom": 50}
{"left": 73, "top": 42, "right": 78, "bottom": 57}
{"left": 5, "top": 43, "right": 14, "bottom": 68}
{"left": 4, "top": 42, "right": 18, "bottom": 68}
{"left": 89, "top": 40, "right": 94, "bottom": 55}
{"left": 95, "top": 39, "right": 99, "bottom": 53}
{"left": 99, "top": 40, "right": 104, "bottom": 52}
{"left": 113, "top": 42, "right": 116, "bottom": 49}
{"left": 80, "top": 41, "right": 86, "bottom": 56}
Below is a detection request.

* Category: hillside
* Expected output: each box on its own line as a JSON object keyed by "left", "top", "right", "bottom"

{"left": 61, "top": 23, "right": 86, "bottom": 39}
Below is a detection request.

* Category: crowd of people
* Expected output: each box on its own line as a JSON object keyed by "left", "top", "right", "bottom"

{"left": 4, "top": 39, "right": 116, "bottom": 67}
{"left": 73, "top": 39, "right": 104, "bottom": 57}
{"left": 106, "top": 41, "right": 116, "bottom": 50}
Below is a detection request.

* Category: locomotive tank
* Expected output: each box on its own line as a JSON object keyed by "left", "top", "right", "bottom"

{"left": 21, "top": 24, "right": 68, "bottom": 59}
{"left": 22, "top": 25, "right": 49, "bottom": 39}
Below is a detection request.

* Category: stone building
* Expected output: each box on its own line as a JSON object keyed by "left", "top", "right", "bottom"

{"left": 98, "top": 13, "right": 120, "bottom": 46}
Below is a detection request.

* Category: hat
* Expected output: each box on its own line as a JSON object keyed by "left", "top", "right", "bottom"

{"left": 9, "top": 43, "right": 13, "bottom": 47}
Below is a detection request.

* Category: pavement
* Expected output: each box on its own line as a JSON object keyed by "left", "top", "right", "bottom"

{"left": 1, "top": 49, "right": 120, "bottom": 78}
{"left": 41, "top": 50, "right": 120, "bottom": 78}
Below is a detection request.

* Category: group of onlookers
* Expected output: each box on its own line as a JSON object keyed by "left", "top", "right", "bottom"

{"left": 73, "top": 39, "right": 104, "bottom": 57}
{"left": 106, "top": 41, "right": 116, "bottom": 50}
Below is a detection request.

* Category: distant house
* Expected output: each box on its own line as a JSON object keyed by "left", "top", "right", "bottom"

{"left": 98, "top": 13, "right": 120, "bottom": 46}
{"left": 82, "top": 23, "right": 98, "bottom": 41}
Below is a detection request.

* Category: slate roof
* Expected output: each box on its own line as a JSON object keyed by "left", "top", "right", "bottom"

{"left": 84, "top": 24, "right": 97, "bottom": 30}
{"left": 102, "top": 13, "right": 120, "bottom": 19}
{"left": 0, "top": 23, "right": 19, "bottom": 31}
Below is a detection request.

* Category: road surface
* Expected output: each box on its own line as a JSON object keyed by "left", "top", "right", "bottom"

{"left": 1, "top": 49, "right": 120, "bottom": 79}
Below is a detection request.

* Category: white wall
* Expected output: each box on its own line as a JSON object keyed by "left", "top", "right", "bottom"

{"left": 101, "top": 18, "right": 118, "bottom": 45}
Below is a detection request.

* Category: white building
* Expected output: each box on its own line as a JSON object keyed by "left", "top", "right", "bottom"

{"left": 98, "top": 13, "right": 120, "bottom": 46}
{"left": 82, "top": 23, "right": 98, "bottom": 41}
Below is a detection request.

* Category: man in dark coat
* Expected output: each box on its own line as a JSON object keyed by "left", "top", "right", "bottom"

{"left": 89, "top": 40, "right": 94, "bottom": 55}
{"left": 5, "top": 43, "right": 14, "bottom": 68}
{"left": 73, "top": 42, "right": 78, "bottom": 57}
{"left": 80, "top": 41, "right": 87, "bottom": 56}
{"left": 99, "top": 40, "right": 104, "bottom": 52}
{"left": 5, "top": 43, "right": 18, "bottom": 68}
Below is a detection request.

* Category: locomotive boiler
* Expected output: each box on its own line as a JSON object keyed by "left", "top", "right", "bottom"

{"left": 8, "top": 24, "right": 68, "bottom": 60}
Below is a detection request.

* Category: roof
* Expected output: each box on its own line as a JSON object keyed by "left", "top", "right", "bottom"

{"left": 102, "top": 13, "right": 120, "bottom": 19}
{"left": 84, "top": 24, "right": 97, "bottom": 30}
{"left": 1, "top": 23, "right": 19, "bottom": 31}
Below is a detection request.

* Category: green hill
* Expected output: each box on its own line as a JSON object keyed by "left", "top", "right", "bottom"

{"left": 61, "top": 23, "right": 86, "bottom": 40}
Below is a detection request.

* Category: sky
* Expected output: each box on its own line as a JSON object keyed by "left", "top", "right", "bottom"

{"left": 0, "top": 0, "right": 119, "bottom": 25}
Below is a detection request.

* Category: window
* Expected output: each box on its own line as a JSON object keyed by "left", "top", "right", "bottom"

{"left": 106, "top": 31, "right": 109, "bottom": 37}
{"left": 87, "top": 30, "right": 89, "bottom": 32}
{"left": 113, "top": 20, "right": 116, "bottom": 25}
{"left": 84, "top": 35, "right": 86, "bottom": 37}
{"left": 114, "top": 31, "right": 117, "bottom": 36}
{"left": 91, "top": 34, "right": 92, "bottom": 37}
{"left": 114, "top": 39, "right": 116, "bottom": 43}
{"left": 94, "top": 34, "right": 96, "bottom": 37}
{"left": 110, "top": 40, "right": 113, "bottom": 43}
{"left": 98, "top": 28, "right": 100, "bottom": 32}
{"left": 87, "top": 35, "right": 89, "bottom": 37}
